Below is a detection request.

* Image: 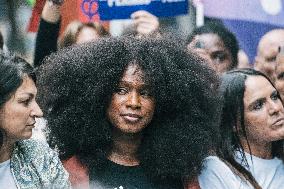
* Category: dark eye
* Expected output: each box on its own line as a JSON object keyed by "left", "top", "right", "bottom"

{"left": 140, "top": 89, "right": 152, "bottom": 98}
{"left": 212, "top": 52, "right": 227, "bottom": 63}
{"left": 277, "top": 72, "right": 284, "bottom": 80}
{"left": 252, "top": 100, "right": 264, "bottom": 111}
{"left": 266, "top": 56, "right": 276, "bottom": 63}
{"left": 116, "top": 87, "right": 128, "bottom": 95}
{"left": 20, "top": 99, "right": 32, "bottom": 106}
{"left": 195, "top": 41, "right": 205, "bottom": 49}
{"left": 271, "top": 91, "right": 280, "bottom": 101}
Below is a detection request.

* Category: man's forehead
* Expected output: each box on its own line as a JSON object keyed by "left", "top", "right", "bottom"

{"left": 263, "top": 47, "right": 278, "bottom": 56}
{"left": 259, "top": 42, "right": 281, "bottom": 57}
{"left": 258, "top": 30, "right": 284, "bottom": 54}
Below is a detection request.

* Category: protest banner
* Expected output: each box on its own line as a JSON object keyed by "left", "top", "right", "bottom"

{"left": 97, "top": 0, "right": 188, "bottom": 20}
{"left": 28, "top": 0, "right": 107, "bottom": 33}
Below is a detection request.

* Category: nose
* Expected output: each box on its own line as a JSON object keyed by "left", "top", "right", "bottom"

{"left": 268, "top": 100, "right": 282, "bottom": 116}
{"left": 126, "top": 91, "right": 141, "bottom": 109}
{"left": 31, "top": 101, "right": 43, "bottom": 118}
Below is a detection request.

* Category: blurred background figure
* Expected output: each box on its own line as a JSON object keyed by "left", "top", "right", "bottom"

{"left": 254, "top": 29, "right": 284, "bottom": 83}
{"left": 275, "top": 45, "right": 284, "bottom": 101}
{"left": 237, "top": 49, "right": 251, "bottom": 69}
{"left": 0, "top": 0, "right": 195, "bottom": 63}
{"left": 34, "top": 0, "right": 109, "bottom": 67}
{"left": 2, "top": 0, "right": 284, "bottom": 72}
{"left": 186, "top": 22, "right": 239, "bottom": 74}
{"left": 34, "top": 0, "right": 164, "bottom": 67}
{"left": 58, "top": 21, "right": 108, "bottom": 48}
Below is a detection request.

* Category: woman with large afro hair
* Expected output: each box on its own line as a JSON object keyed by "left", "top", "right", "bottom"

{"left": 36, "top": 37, "right": 222, "bottom": 189}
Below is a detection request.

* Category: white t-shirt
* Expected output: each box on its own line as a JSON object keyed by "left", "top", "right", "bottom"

{"left": 0, "top": 159, "right": 17, "bottom": 189}
{"left": 198, "top": 152, "right": 284, "bottom": 189}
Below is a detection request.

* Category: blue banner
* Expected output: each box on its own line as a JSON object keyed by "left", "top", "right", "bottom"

{"left": 98, "top": 0, "right": 188, "bottom": 20}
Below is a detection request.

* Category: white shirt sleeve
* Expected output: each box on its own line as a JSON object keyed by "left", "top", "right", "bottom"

{"left": 198, "top": 156, "right": 252, "bottom": 189}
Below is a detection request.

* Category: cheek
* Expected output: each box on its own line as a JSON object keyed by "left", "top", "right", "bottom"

{"left": 143, "top": 101, "right": 155, "bottom": 119}
{"left": 264, "top": 63, "right": 276, "bottom": 71}
{"left": 0, "top": 110, "right": 27, "bottom": 136}
{"left": 5, "top": 107, "right": 30, "bottom": 126}
{"left": 221, "top": 59, "right": 232, "bottom": 68}
{"left": 215, "top": 63, "right": 230, "bottom": 74}
{"left": 245, "top": 111, "right": 264, "bottom": 126}
{"left": 107, "top": 98, "right": 122, "bottom": 122}
{"left": 245, "top": 112, "right": 268, "bottom": 138}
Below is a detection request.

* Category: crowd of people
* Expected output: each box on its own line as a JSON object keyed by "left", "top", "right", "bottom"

{"left": 1, "top": 0, "right": 284, "bottom": 189}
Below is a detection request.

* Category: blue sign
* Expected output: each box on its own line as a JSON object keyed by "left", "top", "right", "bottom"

{"left": 98, "top": 0, "right": 188, "bottom": 20}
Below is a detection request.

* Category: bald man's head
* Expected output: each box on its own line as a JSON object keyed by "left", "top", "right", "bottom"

{"left": 254, "top": 29, "right": 284, "bottom": 82}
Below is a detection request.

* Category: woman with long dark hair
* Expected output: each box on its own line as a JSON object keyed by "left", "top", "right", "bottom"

{"left": 0, "top": 52, "right": 70, "bottom": 188}
{"left": 192, "top": 69, "right": 284, "bottom": 189}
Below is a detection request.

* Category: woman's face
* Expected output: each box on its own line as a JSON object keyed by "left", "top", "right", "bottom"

{"left": 188, "top": 33, "right": 233, "bottom": 74}
{"left": 0, "top": 77, "right": 43, "bottom": 141}
{"left": 107, "top": 64, "right": 155, "bottom": 134}
{"left": 243, "top": 75, "right": 284, "bottom": 146}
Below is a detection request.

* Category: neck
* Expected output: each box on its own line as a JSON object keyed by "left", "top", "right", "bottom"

{"left": 241, "top": 138, "right": 272, "bottom": 159}
{"left": 108, "top": 128, "right": 142, "bottom": 166}
{"left": 0, "top": 137, "right": 15, "bottom": 163}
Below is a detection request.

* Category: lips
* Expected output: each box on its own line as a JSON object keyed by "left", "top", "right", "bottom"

{"left": 121, "top": 113, "right": 142, "bottom": 123}
{"left": 26, "top": 122, "right": 36, "bottom": 127}
{"left": 272, "top": 117, "right": 284, "bottom": 127}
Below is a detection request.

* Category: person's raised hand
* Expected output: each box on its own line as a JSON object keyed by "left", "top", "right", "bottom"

{"left": 131, "top": 10, "right": 160, "bottom": 36}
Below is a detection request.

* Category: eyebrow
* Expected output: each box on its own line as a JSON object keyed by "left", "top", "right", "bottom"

{"left": 265, "top": 56, "right": 276, "bottom": 62}
{"left": 120, "top": 80, "right": 147, "bottom": 85}
{"left": 211, "top": 50, "right": 228, "bottom": 54}
{"left": 17, "top": 93, "right": 35, "bottom": 98}
{"left": 119, "top": 80, "right": 152, "bottom": 88}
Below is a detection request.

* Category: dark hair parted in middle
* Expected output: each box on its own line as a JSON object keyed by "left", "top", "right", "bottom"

{"left": 37, "top": 37, "right": 222, "bottom": 181}
{"left": 218, "top": 68, "right": 284, "bottom": 188}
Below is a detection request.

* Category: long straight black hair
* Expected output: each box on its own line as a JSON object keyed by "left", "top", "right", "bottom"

{"left": 218, "top": 68, "right": 284, "bottom": 189}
